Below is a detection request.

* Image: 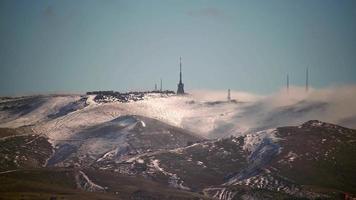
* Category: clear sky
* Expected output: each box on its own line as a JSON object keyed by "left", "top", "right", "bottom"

{"left": 1, "top": 0, "right": 356, "bottom": 95}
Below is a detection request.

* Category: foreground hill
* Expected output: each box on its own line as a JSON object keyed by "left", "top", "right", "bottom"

{"left": 99, "top": 120, "right": 356, "bottom": 199}
{"left": 0, "top": 168, "right": 210, "bottom": 200}
{"left": 203, "top": 120, "right": 356, "bottom": 200}
{"left": 1, "top": 120, "right": 355, "bottom": 199}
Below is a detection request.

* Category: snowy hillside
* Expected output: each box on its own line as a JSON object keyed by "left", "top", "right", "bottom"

{"left": 1, "top": 87, "right": 356, "bottom": 199}
{"left": 46, "top": 115, "right": 202, "bottom": 167}
{"left": 1, "top": 86, "right": 356, "bottom": 141}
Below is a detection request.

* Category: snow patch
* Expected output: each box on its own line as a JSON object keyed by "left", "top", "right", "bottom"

{"left": 243, "top": 129, "right": 279, "bottom": 153}
{"left": 96, "top": 148, "right": 119, "bottom": 162}
{"left": 140, "top": 120, "right": 146, "bottom": 127}
{"left": 76, "top": 170, "right": 105, "bottom": 192}
{"left": 150, "top": 159, "right": 190, "bottom": 190}
{"left": 286, "top": 151, "right": 298, "bottom": 162}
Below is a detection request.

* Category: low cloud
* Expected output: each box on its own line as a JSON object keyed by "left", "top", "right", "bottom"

{"left": 179, "top": 85, "right": 356, "bottom": 137}
{"left": 190, "top": 89, "right": 261, "bottom": 102}
{"left": 1, "top": 85, "right": 355, "bottom": 140}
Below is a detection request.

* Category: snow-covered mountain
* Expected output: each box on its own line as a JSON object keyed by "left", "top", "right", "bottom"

{"left": 47, "top": 115, "right": 202, "bottom": 167}
{"left": 2, "top": 86, "right": 356, "bottom": 140}
{"left": 0, "top": 89, "right": 356, "bottom": 199}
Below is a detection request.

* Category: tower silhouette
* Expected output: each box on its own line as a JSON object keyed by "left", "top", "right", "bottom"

{"left": 306, "top": 67, "right": 309, "bottom": 92}
{"left": 177, "top": 57, "right": 185, "bottom": 95}
{"left": 287, "top": 74, "right": 289, "bottom": 93}
{"left": 227, "top": 89, "right": 231, "bottom": 101}
{"left": 160, "top": 78, "right": 162, "bottom": 92}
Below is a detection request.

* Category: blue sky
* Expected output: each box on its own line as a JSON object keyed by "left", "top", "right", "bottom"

{"left": 1, "top": 0, "right": 356, "bottom": 95}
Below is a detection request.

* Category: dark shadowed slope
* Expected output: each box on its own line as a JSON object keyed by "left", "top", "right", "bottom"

{"left": 1, "top": 119, "right": 356, "bottom": 200}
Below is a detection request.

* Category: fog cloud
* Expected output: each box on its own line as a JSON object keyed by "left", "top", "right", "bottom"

{"left": 180, "top": 85, "right": 356, "bottom": 138}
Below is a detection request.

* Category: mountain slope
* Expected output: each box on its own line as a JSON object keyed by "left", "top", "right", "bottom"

{"left": 0, "top": 128, "right": 52, "bottom": 171}
{"left": 0, "top": 168, "right": 211, "bottom": 200}
{"left": 208, "top": 120, "right": 356, "bottom": 200}
{"left": 272, "top": 120, "right": 356, "bottom": 194}
{"left": 47, "top": 115, "right": 203, "bottom": 167}
{"left": 1, "top": 119, "right": 355, "bottom": 199}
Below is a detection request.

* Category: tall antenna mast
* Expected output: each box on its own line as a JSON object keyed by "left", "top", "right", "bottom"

{"left": 306, "top": 67, "right": 309, "bottom": 92}
{"left": 160, "top": 78, "right": 162, "bottom": 92}
{"left": 179, "top": 57, "right": 182, "bottom": 84}
{"left": 227, "top": 89, "right": 231, "bottom": 101}
{"left": 176, "top": 56, "right": 185, "bottom": 95}
{"left": 287, "top": 74, "right": 289, "bottom": 93}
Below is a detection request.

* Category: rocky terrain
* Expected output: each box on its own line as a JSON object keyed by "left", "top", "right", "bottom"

{"left": 87, "top": 90, "right": 175, "bottom": 103}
